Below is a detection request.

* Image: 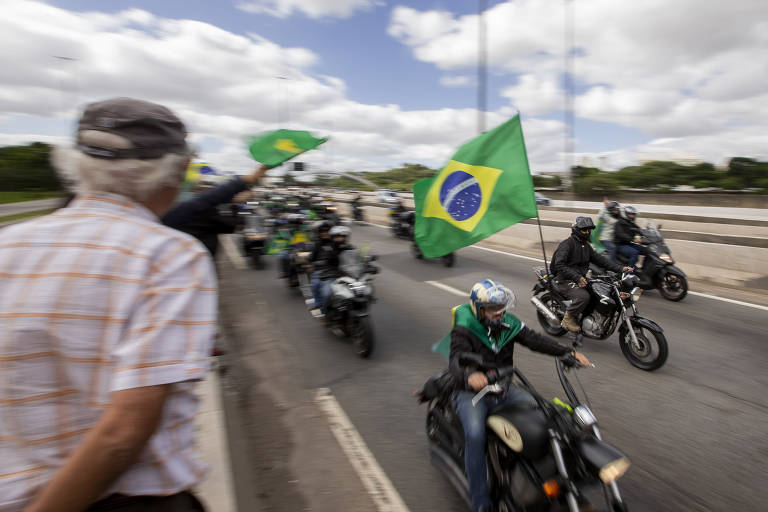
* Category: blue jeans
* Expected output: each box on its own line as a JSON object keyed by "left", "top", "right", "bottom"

{"left": 453, "top": 387, "right": 536, "bottom": 511}
{"left": 617, "top": 243, "right": 646, "bottom": 267}
{"left": 311, "top": 271, "right": 333, "bottom": 313}
{"left": 601, "top": 240, "right": 618, "bottom": 262}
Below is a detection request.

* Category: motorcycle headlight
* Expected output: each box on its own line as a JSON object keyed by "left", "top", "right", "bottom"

{"left": 660, "top": 253, "right": 674, "bottom": 264}
{"left": 631, "top": 287, "right": 643, "bottom": 302}
{"left": 578, "top": 437, "right": 631, "bottom": 484}
{"left": 573, "top": 405, "right": 597, "bottom": 430}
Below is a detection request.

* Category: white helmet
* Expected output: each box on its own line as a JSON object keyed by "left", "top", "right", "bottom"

{"left": 329, "top": 225, "right": 350, "bottom": 238}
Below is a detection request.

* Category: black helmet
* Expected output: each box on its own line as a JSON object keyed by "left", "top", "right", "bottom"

{"left": 607, "top": 201, "right": 620, "bottom": 217}
{"left": 571, "top": 216, "right": 595, "bottom": 241}
{"left": 314, "top": 220, "right": 333, "bottom": 234}
{"left": 624, "top": 205, "right": 637, "bottom": 222}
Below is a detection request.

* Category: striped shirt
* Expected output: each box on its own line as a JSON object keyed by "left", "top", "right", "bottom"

{"left": 0, "top": 194, "right": 217, "bottom": 511}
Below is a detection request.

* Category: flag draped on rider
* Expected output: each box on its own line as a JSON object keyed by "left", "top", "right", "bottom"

{"left": 432, "top": 304, "right": 523, "bottom": 359}
{"left": 413, "top": 115, "right": 538, "bottom": 258}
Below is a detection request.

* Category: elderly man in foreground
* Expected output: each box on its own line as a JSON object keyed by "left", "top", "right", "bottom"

{"left": 0, "top": 98, "right": 217, "bottom": 512}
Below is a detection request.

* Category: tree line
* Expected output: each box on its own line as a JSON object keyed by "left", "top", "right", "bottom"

{"left": 2, "top": 142, "right": 766, "bottom": 196}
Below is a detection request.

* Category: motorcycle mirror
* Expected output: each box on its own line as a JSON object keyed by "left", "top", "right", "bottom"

{"left": 657, "top": 223, "right": 663, "bottom": 230}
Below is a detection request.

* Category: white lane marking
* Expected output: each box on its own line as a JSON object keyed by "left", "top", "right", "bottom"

{"left": 357, "top": 225, "right": 768, "bottom": 312}
{"left": 688, "top": 291, "right": 768, "bottom": 312}
{"left": 426, "top": 280, "right": 466, "bottom": 297}
{"left": 221, "top": 234, "right": 248, "bottom": 270}
{"left": 314, "top": 388, "right": 410, "bottom": 512}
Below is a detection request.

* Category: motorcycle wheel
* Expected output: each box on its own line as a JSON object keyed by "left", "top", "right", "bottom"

{"left": 442, "top": 253, "right": 455, "bottom": 268}
{"left": 353, "top": 316, "right": 375, "bottom": 358}
{"left": 411, "top": 243, "right": 424, "bottom": 259}
{"left": 620, "top": 323, "right": 668, "bottom": 371}
{"left": 658, "top": 273, "right": 688, "bottom": 301}
{"left": 535, "top": 293, "right": 567, "bottom": 337}
{"left": 249, "top": 252, "right": 264, "bottom": 270}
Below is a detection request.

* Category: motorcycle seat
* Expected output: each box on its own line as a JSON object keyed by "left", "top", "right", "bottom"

{"left": 487, "top": 406, "right": 549, "bottom": 459}
{"left": 419, "top": 370, "right": 456, "bottom": 401}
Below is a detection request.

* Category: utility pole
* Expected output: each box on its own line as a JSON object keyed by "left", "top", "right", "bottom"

{"left": 477, "top": 0, "right": 488, "bottom": 134}
{"left": 563, "top": 0, "right": 575, "bottom": 192}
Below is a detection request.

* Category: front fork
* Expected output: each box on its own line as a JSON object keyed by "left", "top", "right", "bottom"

{"left": 621, "top": 305, "right": 642, "bottom": 352}
{"left": 549, "top": 430, "right": 580, "bottom": 512}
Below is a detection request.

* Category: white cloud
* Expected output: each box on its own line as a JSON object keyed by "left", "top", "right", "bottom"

{"left": 439, "top": 75, "right": 472, "bottom": 88}
{"left": 388, "top": 0, "right": 768, "bottom": 154}
{"left": 236, "top": 0, "right": 382, "bottom": 19}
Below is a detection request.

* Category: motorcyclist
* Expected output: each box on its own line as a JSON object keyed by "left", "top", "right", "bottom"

{"left": 551, "top": 216, "right": 632, "bottom": 333}
{"left": 614, "top": 205, "right": 646, "bottom": 267}
{"left": 309, "top": 225, "right": 354, "bottom": 318}
{"left": 597, "top": 199, "right": 622, "bottom": 261}
{"left": 351, "top": 193, "right": 363, "bottom": 220}
{"left": 449, "top": 279, "right": 590, "bottom": 512}
{"left": 278, "top": 213, "right": 307, "bottom": 278}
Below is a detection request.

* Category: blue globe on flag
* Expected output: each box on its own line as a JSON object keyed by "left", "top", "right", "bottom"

{"left": 439, "top": 171, "right": 482, "bottom": 221}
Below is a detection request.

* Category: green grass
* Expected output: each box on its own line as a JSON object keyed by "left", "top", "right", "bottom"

{"left": 0, "top": 209, "right": 56, "bottom": 225}
{"left": 0, "top": 191, "right": 63, "bottom": 204}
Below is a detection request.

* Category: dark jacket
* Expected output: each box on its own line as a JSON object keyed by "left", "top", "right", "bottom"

{"left": 313, "top": 242, "right": 354, "bottom": 280}
{"left": 614, "top": 218, "right": 642, "bottom": 245}
{"left": 162, "top": 177, "right": 249, "bottom": 256}
{"left": 551, "top": 233, "right": 622, "bottom": 283}
{"left": 449, "top": 323, "right": 570, "bottom": 391}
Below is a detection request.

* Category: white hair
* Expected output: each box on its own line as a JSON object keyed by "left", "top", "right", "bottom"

{"left": 51, "top": 130, "right": 189, "bottom": 202}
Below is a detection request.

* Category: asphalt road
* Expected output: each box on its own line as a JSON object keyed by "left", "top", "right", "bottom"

{"left": 0, "top": 198, "right": 60, "bottom": 216}
{"left": 224, "top": 223, "right": 768, "bottom": 512}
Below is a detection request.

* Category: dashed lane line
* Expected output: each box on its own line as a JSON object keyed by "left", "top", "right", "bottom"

{"left": 425, "top": 280, "right": 466, "bottom": 297}
{"left": 314, "top": 388, "right": 411, "bottom": 512}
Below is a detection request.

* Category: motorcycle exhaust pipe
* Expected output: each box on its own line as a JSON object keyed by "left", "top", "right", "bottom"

{"left": 531, "top": 296, "right": 560, "bottom": 324}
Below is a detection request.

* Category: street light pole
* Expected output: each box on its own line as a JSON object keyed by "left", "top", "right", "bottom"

{"left": 275, "top": 76, "right": 289, "bottom": 128}
{"left": 563, "top": 0, "right": 575, "bottom": 192}
{"left": 477, "top": 0, "right": 488, "bottom": 134}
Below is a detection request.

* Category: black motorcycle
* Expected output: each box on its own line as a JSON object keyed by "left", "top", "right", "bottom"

{"left": 531, "top": 267, "right": 668, "bottom": 371}
{"left": 239, "top": 209, "right": 269, "bottom": 269}
{"left": 325, "top": 249, "right": 379, "bottom": 358}
{"left": 390, "top": 209, "right": 412, "bottom": 238}
{"left": 418, "top": 352, "right": 630, "bottom": 512}
{"left": 616, "top": 224, "right": 687, "bottom": 302}
{"left": 351, "top": 202, "right": 365, "bottom": 222}
{"left": 411, "top": 242, "right": 455, "bottom": 267}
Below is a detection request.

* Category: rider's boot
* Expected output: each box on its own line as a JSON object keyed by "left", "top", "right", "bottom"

{"left": 561, "top": 312, "right": 581, "bottom": 333}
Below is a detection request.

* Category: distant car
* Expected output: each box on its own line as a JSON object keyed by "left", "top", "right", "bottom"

{"left": 376, "top": 189, "right": 402, "bottom": 204}
{"left": 535, "top": 192, "right": 551, "bottom": 206}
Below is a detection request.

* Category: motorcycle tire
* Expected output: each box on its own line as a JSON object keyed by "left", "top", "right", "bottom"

{"left": 249, "top": 252, "right": 264, "bottom": 270}
{"left": 657, "top": 273, "right": 688, "bottom": 302}
{"left": 411, "top": 243, "right": 424, "bottom": 259}
{"left": 442, "top": 253, "right": 455, "bottom": 267}
{"left": 535, "top": 293, "right": 567, "bottom": 337}
{"left": 353, "top": 316, "right": 375, "bottom": 358}
{"left": 619, "top": 323, "right": 668, "bottom": 371}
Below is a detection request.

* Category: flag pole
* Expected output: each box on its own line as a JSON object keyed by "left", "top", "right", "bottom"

{"left": 535, "top": 212, "right": 549, "bottom": 275}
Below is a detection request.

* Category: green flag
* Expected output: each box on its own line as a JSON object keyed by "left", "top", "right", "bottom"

{"left": 413, "top": 115, "right": 538, "bottom": 258}
{"left": 247, "top": 129, "right": 328, "bottom": 167}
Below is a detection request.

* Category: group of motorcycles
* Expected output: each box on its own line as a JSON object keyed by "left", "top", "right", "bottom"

{"left": 240, "top": 191, "right": 688, "bottom": 511}
{"left": 237, "top": 191, "right": 379, "bottom": 358}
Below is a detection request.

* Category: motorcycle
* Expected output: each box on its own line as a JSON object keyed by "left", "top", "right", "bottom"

{"left": 411, "top": 242, "right": 456, "bottom": 268}
{"left": 616, "top": 223, "right": 687, "bottom": 302}
{"left": 390, "top": 209, "right": 412, "bottom": 238}
{"left": 531, "top": 267, "right": 668, "bottom": 371}
{"left": 325, "top": 249, "right": 379, "bottom": 358}
{"left": 418, "top": 352, "right": 630, "bottom": 512}
{"left": 239, "top": 208, "right": 269, "bottom": 269}
{"left": 351, "top": 202, "right": 365, "bottom": 222}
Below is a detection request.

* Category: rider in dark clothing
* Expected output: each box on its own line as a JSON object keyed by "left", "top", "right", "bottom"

{"left": 551, "top": 216, "right": 628, "bottom": 332}
{"left": 447, "top": 279, "right": 589, "bottom": 512}
{"left": 614, "top": 205, "right": 646, "bottom": 267}
{"left": 310, "top": 225, "right": 354, "bottom": 316}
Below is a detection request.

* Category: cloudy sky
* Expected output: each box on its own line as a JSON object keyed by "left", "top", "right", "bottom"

{"left": 1, "top": 0, "right": 766, "bottom": 176}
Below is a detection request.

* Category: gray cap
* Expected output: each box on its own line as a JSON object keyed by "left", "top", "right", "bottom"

{"left": 77, "top": 97, "right": 188, "bottom": 159}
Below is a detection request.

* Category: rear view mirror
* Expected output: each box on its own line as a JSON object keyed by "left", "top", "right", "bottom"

{"left": 657, "top": 224, "right": 663, "bottom": 230}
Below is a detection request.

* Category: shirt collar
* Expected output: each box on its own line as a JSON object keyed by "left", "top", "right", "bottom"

{"left": 68, "top": 192, "right": 159, "bottom": 222}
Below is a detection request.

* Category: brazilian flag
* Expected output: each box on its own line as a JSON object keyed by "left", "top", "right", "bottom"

{"left": 247, "top": 129, "right": 328, "bottom": 167}
{"left": 413, "top": 115, "right": 538, "bottom": 258}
